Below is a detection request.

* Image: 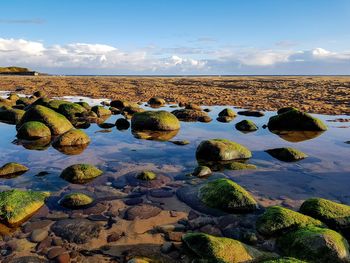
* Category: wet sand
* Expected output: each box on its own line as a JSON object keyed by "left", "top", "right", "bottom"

{"left": 0, "top": 75, "right": 349, "bottom": 115}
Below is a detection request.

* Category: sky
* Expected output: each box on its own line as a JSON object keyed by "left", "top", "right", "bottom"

{"left": 1, "top": 0, "right": 350, "bottom": 75}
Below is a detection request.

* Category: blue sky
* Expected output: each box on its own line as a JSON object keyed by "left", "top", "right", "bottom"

{"left": 1, "top": 0, "right": 350, "bottom": 74}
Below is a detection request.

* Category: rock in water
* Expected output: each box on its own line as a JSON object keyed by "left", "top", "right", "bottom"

{"left": 58, "top": 103, "right": 87, "bottom": 120}
{"left": 148, "top": 97, "right": 166, "bottom": 106}
{"left": 256, "top": 206, "right": 324, "bottom": 236}
{"left": 131, "top": 110, "right": 180, "bottom": 131}
{"left": 124, "top": 204, "right": 162, "bottom": 220}
{"left": 52, "top": 129, "right": 90, "bottom": 147}
{"left": 172, "top": 109, "right": 209, "bottom": 122}
{"left": 59, "top": 193, "right": 94, "bottom": 208}
{"left": 0, "top": 107, "right": 25, "bottom": 124}
{"left": 183, "top": 233, "right": 276, "bottom": 263}
{"left": 136, "top": 170, "right": 157, "bottom": 180}
{"left": 218, "top": 108, "right": 236, "bottom": 117}
{"left": 277, "top": 226, "right": 350, "bottom": 263}
{"left": 110, "top": 100, "right": 138, "bottom": 109}
{"left": 199, "top": 178, "right": 258, "bottom": 213}
{"left": 60, "top": 164, "right": 103, "bottom": 184}
{"left": 91, "top": 105, "right": 111, "bottom": 117}
{"left": 0, "top": 162, "right": 29, "bottom": 177}
{"left": 16, "top": 121, "right": 51, "bottom": 139}
{"left": 237, "top": 110, "right": 265, "bottom": 117}
{"left": 18, "top": 105, "right": 73, "bottom": 135}
{"left": 193, "top": 166, "right": 212, "bottom": 177}
{"left": 235, "top": 120, "right": 258, "bottom": 132}
{"left": 265, "top": 147, "right": 307, "bottom": 162}
{"left": 0, "top": 189, "right": 49, "bottom": 225}
{"left": 196, "top": 139, "right": 252, "bottom": 162}
{"left": 268, "top": 109, "right": 327, "bottom": 131}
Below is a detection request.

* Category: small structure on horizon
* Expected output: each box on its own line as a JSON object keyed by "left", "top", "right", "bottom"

{"left": 0, "top": 66, "right": 40, "bottom": 76}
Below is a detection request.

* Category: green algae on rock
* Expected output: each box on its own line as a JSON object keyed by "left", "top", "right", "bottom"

{"left": 18, "top": 105, "right": 73, "bottom": 135}
{"left": 268, "top": 109, "right": 327, "bottom": 131}
{"left": 256, "top": 206, "right": 324, "bottom": 236}
{"left": 171, "top": 109, "right": 209, "bottom": 122}
{"left": 59, "top": 193, "right": 94, "bottom": 209}
{"left": 58, "top": 103, "right": 87, "bottom": 120}
{"left": 266, "top": 147, "right": 308, "bottom": 162}
{"left": 0, "top": 189, "right": 49, "bottom": 225}
{"left": 224, "top": 162, "right": 257, "bottom": 170}
{"left": 183, "top": 232, "right": 276, "bottom": 263}
{"left": 137, "top": 171, "right": 157, "bottom": 181}
{"left": 196, "top": 139, "right": 252, "bottom": 162}
{"left": 199, "top": 178, "right": 258, "bottom": 213}
{"left": 91, "top": 105, "right": 111, "bottom": 117}
{"left": 17, "top": 121, "right": 51, "bottom": 140}
{"left": 261, "top": 257, "right": 307, "bottom": 263}
{"left": 277, "top": 226, "right": 350, "bottom": 263}
{"left": 131, "top": 110, "right": 180, "bottom": 131}
{"left": 110, "top": 99, "right": 139, "bottom": 109}
{"left": 235, "top": 120, "right": 258, "bottom": 132}
{"left": 277, "top": 107, "right": 299, "bottom": 115}
{"left": 60, "top": 164, "right": 103, "bottom": 184}
{"left": 0, "top": 162, "right": 29, "bottom": 178}
{"left": 0, "top": 107, "right": 25, "bottom": 124}
{"left": 52, "top": 129, "right": 90, "bottom": 147}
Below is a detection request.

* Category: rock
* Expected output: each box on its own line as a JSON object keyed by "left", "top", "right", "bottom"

{"left": 0, "top": 162, "right": 29, "bottom": 177}
{"left": 148, "top": 97, "right": 166, "bottom": 106}
{"left": 218, "top": 108, "right": 236, "bottom": 117}
{"left": 196, "top": 139, "right": 252, "bottom": 162}
{"left": 55, "top": 253, "right": 70, "bottom": 263}
{"left": 277, "top": 226, "right": 350, "bottom": 263}
{"left": 98, "top": 122, "right": 115, "bottom": 129}
{"left": 76, "top": 101, "right": 91, "bottom": 110}
{"left": 47, "top": 247, "right": 67, "bottom": 259}
{"left": 171, "top": 109, "right": 209, "bottom": 122}
{"left": 268, "top": 109, "right": 327, "bottom": 131}
{"left": 0, "top": 190, "right": 49, "bottom": 225}
{"left": 299, "top": 198, "right": 350, "bottom": 238}
{"left": 46, "top": 100, "right": 70, "bottom": 111}
{"left": 261, "top": 258, "right": 307, "bottom": 263}
{"left": 161, "top": 242, "right": 173, "bottom": 253}
{"left": 107, "top": 231, "right": 124, "bottom": 242}
{"left": 150, "top": 189, "right": 174, "bottom": 198}
{"left": 17, "top": 121, "right": 51, "bottom": 140}
{"left": 183, "top": 233, "right": 276, "bottom": 263}
{"left": 217, "top": 116, "right": 234, "bottom": 123}
{"left": 52, "top": 129, "right": 90, "bottom": 147}
{"left": 115, "top": 118, "right": 130, "bottom": 130}
{"left": 185, "top": 103, "right": 202, "bottom": 111}
{"left": 238, "top": 110, "right": 265, "bottom": 117}
{"left": 198, "top": 115, "right": 212, "bottom": 122}
{"left": 170, "top": 140, "right": 190, "bottom": 145}
{"left": 224, "top": 162, "right": 257, "bottom": 170}
{"left": 127, "top": 258, "right": 151, "bottom": 263}
{"left": 235, "top": 120, "right": 258, "bottom": 132}
{"left": 110, "top": 100, "right": 138, "bottom": 109}
{"left": 30, "top": 229, "right": 48, "bottom": 243}
{"left": 124, "top": 204, "right": 162, "bottom": 220}
{"left": 51, "top": 218, "right": 101, "bottom": 244}
{"left": 277, "top": 107, "right": 298, "bottom": 115}
{"left": 33, "top": 91, "right": 45, "bottom": 97}
{"left": 193, "top": 166, "right": 212, "bottom": 177}
{"left": 131, "top": 110, "right": 180, "bottom": 131}
{"left": 0, "top": 107, "right": 25, "bottom": 124}
{"left": 165, "top": 231, "right": 183, "bottom": 242}
{"left": 256, "top": 206, "right": 324, "bottom": 236}
{"left": 91, "top": 105, "right": 111, "bottom": 117}
{"left": 5, "top": 256, "right": 48, "bottom": 263}
{"left": 58, "top": 103, "right": 87, "bottom": 120}
{"left": 60, "top": 164, "right": 103, "bottom": 184}
{"left": 136, "top": 171, "right": 157, "bottom": 180}
{"left": 122, "top": 106, "right": 145, "bottom": 116}
{"left": 58, "top": 193, "right": 94, "bottom": 209}
{"left": 18, "top": 105, "right": 73, "bottom": 135}
{"left": 265, "top": 147, "right": 307, "bottom": 162}
{"left": 199, "top": 178, "right": 258, "bottom": 213}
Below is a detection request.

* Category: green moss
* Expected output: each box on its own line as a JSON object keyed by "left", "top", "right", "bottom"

{"left": 235, "top": 120, "right": 258, "bottom": 132}
{"left": 60, "top": 164, "right": 103, "bottom": 184}
{"left": 256, "top": 206, "right": 324, "bottom": 236}
{"left": 199, "top": 178, "right": 258, "bottom": 213}
{"left": 183, "top": 232, "right": 276, "bottom": 263}
{"left": 262, "top": 257, "right": 307, "bottom": 263}
{"left": 47, "top": 100, "right": 70, "bottom": 110}
{"left": 0, "top": 107, "right": 25, "bottom": 124}
{"left": 277, "top": 226, "right": 350, "bottom": 263}
{"left": 52, "top": 129, "right": 90, "bottom": 147}
{"left": 224, "top": 162, "right": 257, "bottom": 170}
{"left": 59, "top": 193, "right": 94, "bottom": 208}
{"left": 218, "top": 108, "right": 236, "bottom": 117}
{"left": 131, "top": 110, "right": 180, "bottom": 131}
{"left": 277, "top": 107, "right": 299, "bottom": 115}
{"left": 266, "top": 147, "right": 308, "bottom": 162}
{"left": 0, "top": 189, "right": 49, "bottom": 225}
{"left": 58, "top": 103, "right": 87, "bottom": 119}
{"left": 137, "top": 171, "right": 157, "bottom": 180}
{"left": 76, "top": 101, "right": 91, "bottom": 110}
{"left": 0, "top": 162, "right": 29, "bottom": 177}
{"left": 268, "top": 109, "right": 327, "bottom": 131}
{"left": 91, "top": 105, "right": 112, "bottom": 117}
{"left": 17, "top": 121, "right": 51, "bottom": 139}
{"left": 196, "top": 139, "right": 252, "bottom": 162}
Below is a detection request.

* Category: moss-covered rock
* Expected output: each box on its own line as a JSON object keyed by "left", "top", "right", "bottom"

{"left": 266, "top": 147, "right": 308, "bottom": 162}
{"left": 122, "top": 106, "right": 145, "bottom": 116}
{"left": 0, "top": 162, "right": 29, "bottom": 177}
{"left": 131, "top": 110, "right": 180, "bottom": 131}
{"left": 183, "top": 232, "right": 276, "bottom": 263}
{"left": 76, "top": 101, "right": 91, "bottom": 110}
{"left": 0, "top": 107, "right": 25, "bottom": 124}
{"left": 237, "top": 110, "right": 265, "bottom": 117}
{"left": 224, "top": 162, "right": 257, "bottom": 170}
{"left": 261, "top": 257, "right": 307, "bottom": 263}
{"left": 33, "top": 90, "right": 45, "bottom": 98}
{"left": 18, "top": 105, "right": 73, "bottom": 135}
{"left": 196, "top": 139, "right": 252, "bottom": 162}
{"left": 0, "top": 189, "right": 49, "bottom": 225}
{"left": 60, "top": 164, "right": 103, "bottom": 184}
{"left": 268, "top": 109, "right": 327, "bottom": 131}
{"left": 58, "top": 103, "right": 87, "bottom": 120}
{"left": 91, "top": 105, "right": 111, "bottom": 117}
{"left": 17, "top": 121, "right": 51, "bottom": 140}
{"left": 59, "top": 193, "right": 94, "bottom": 208}
{"left": 199, "top": 178, "right": 258, "bottom": 213}
{"left": 217, "top": 116, "right": 234, "bottom": 123}
{"left": 277, "top": 107, "right": 298, "bottom": 115}
{"left": 235, "top": 120, "right": 258, "bottom": 132}
{"left": 300, "top": 198, "right": 350, "bottom": 238}
{"left": 52, "top": 129, "right": 90, "bottom": 147}
{"left": 193, "top": 166, "right": 212, "bottom": 177}
{"left": 218, "top": 108, "right": 236, "bottom": 117}
{"left": 256, "top": 206, "right": 324, "bottom": 236}
{"left": 277, "top": 226, "right": 350, "bottom": 263}
{"left": 148, "top": 97, "right": 166, "bottom": 106}
{"left": 137, "top": 171, "right": 157, "bottom": 180}
{"left": 172, "top": 109, "right": 209, "bottom": 122}
{"left": 47, "top": 99, "right": 70, "bottom": 110}
{"left": 110, "top": 100, "right": 138, "bottom": 109}
{"left": 8, "top": 93, "right": 20, "bottom": 101}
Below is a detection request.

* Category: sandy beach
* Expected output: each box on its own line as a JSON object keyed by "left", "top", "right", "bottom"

{"left": 0, "top": 75, "right": 349, "bottom": 115}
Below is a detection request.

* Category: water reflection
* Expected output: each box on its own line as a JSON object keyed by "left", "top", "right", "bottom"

{"left": 132, "top": 129, "right": 179, "bottom": 141}
{"left": 13, "top": 137, "right": 51, "bottom": 151}
{"left": 270, "top": 130, "right": 325, "bottom": 142}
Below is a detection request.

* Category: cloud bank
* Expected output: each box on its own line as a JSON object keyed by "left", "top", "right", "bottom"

{"left": 0, "top": 38, "right": 350, "bottom": 74}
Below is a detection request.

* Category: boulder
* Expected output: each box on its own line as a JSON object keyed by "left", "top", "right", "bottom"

{"left": 0, "top": 107, "right": 25, "bottom": 124}
{"left": 238, "top": 110, "right": 265, "bottom": 117}
{"left": 58, "top": 103, "right": 87, "bottom": 120}
{"left": 217, "top": 116, "right": 234, "bottom": 123}
{"left": 148, "top": 97, "right": 166, "bottom": 106}
{"left": 256, "top": 206, "right": 324, "bottom": 236}
{"left": 218, "top": 108, "right": 236, "bottom": 117}
{"left": 199, "top": 178, "right": 258, "bottom": 213}
{"left": 110, "top": 100, "right": 138, "bottom": 109}
{"left": 277, "top": 107, "right": 298, "bottom": 115}
{"left": 59, "top": 193, "right": 94, "bottom": 208}
{"left": 196, "top": 139, "right": 252, "bottom": 162}
{"left": 172, "top": 109, "right": 209, "bottom": 122}
{"left": 60, "top": 164, "right": 103, "bottom": 184}
{"left": 266, "top": 147, "right": 307, "bottom": 162}
{"left": 52, "top": 129, "right": 90, "bottom": 147}
{"left": 131, "top": 110, "right": 180, "bottom": 131}
{"left": 193, "top": 166, "right": 212, "bottom": 177}
{"left": 115, "top": 118, "right": 130, "bottom": 130}
{"left": 0, "top": 162, "right": 29, "bottom": 177}
{"left": 17, "top": 121, "right": 51, "bottom": 140}
{"left": 185, "top": 103, "right": 202, "bottom": 111}
{"left": 91, "top": 105, "right": 111, "bottom": 117}
{"left": 76, "top": 101, "right": 91, "bottom": 110}
{"left": 235, "top": 120, "right": 258, "bottom": 132}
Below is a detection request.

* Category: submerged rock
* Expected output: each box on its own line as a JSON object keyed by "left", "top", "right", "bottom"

{"left": 137, "top": 170, "right": 157, "bottom": 180}
{"left": 235, "top": 120, "right": 258, "bottom": 132}
{"left": 124, "top": 204, "right": 162, "bottom": 220}
{"left": 277, "top": 226, "right": 350, "bottom": 263}
{"left": 268, "top": 109, "right": 327, "bottom": 131}
{"left": 131, "top": 110, "right": 180, "bottom": 131}
{"left": 196, "top": 139, "right": 252, "bottom": 162}
{"left": 172, "top": 109, "right": 209, "bottom": 122}
{"left": 266, "top": 147, "right": 308, "bottom": 162}
{"left": 193, "top": 165, "right": 212, "bottom": 177}
{"left": 183, "top": 232, "right": 276, "bottom": 263}
{"left": 52, "top": 129, "right": 90, "bottom": 147}
{"left": 0, "top": 162, "right": 29, "bottom": 178}
{"left": 60, "top": 164, "right": 103, "bottom": 184}
{"left": 59, "top": 193, "right": 94, "bottom": 209}
{"left": 17, "top": 121, "right": 51, "bottom": 140}
{"left": 0, "top": 107, "right": 25, "bottom": 124}
{"left": 199, "top": 178, "right": 258, "bottom": 213}
{"left": 256, "top": 206, "right": 324, "bottom": 236}
{"left": 148, "top": 97, "right": 166, "bottom": 106}
{"left": 0, "top": 189, "right": 49, "bottom": 225}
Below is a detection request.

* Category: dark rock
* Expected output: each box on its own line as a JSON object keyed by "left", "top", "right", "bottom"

{"left": 237, "top": 110, "right": 265, "bottom": 117}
